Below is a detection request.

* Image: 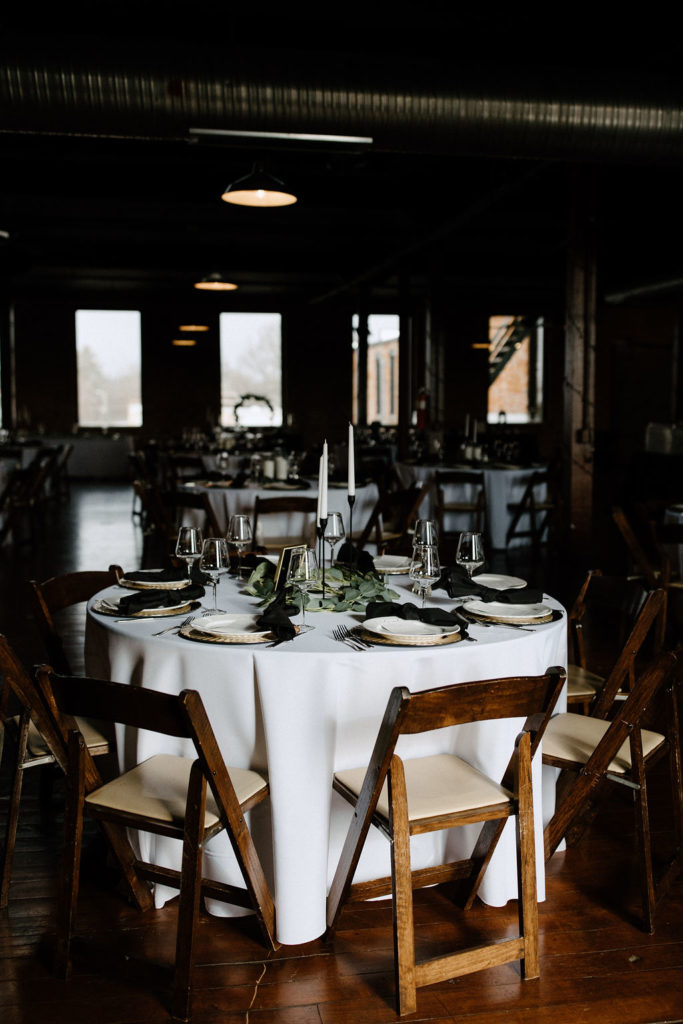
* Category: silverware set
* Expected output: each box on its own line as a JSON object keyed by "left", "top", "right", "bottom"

{"left": 152, "top": 613, "right": 197, "bottom": 637}
{"left": 333, "top": 625, "right": 373, "bottom": 651}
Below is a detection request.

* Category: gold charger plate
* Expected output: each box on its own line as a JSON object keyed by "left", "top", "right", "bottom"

{"left": 357, "top": 627, "right": 461, "bottom": 647}
{"left": 119, "top": 576, "right": 192, "bottom": 591}
{"left": 179, "top": 622, "right": 300, "bottom": 644}
{"left": 466, "top": 610, "right": 553, "bottom": 625}
{"left": 93, "top": 599, "right": 200, "bottom": 618}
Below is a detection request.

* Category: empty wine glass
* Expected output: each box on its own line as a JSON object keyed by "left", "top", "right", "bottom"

{"left": 324, "top": 511, "right": 345, "bottom": 567}
{"left": 198, "top": 537, "right": 230, "bottom": 613}
{"left": 456, "top": 531, "right": 485, "bottom": 579}
{"left": 227, "top": 514, "right": 253, "bottom": 576}
{"left": 413, "top": 518, "right": 439, "bottom": 548}
{"left": 408, "top": 543, "right": 441, "bottom": 608}
{"left": 175, "top": 526, "right": 203, "bottom": 581}
{"left": 287, "top": 547, "right": 319, "bottom": 633}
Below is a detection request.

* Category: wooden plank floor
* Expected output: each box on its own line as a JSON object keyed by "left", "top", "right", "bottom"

{"left": 1, "top": 483, "right": 683, "bottom": 1023}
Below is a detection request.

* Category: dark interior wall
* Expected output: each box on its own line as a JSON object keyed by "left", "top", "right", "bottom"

{"left": 282, "top": 303, "right": 353, "bottom": 450}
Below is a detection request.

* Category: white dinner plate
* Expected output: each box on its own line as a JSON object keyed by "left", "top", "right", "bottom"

{"left": 374, "top": 555, "right": 412, "bottom": 574}
{"left": 463, "top": 599, "right": 551, "bottom": 623}
{"left": 190, "top": 613, "right": 271, "bottom": 638}
{"left": 363, "top": 615, "right": 460, "bottom": 641}
{"left": 471, "top": 573, "right": 526, "bottom": 590}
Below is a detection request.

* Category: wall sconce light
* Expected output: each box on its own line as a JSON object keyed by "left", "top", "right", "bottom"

{"left": 178, "top": 324, "right": 210, "bottom": 332}
{"left": 172, "top": 338, "right": 198, "bottom": 347}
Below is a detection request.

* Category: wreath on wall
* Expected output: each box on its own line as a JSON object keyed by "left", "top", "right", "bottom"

{"left": 233, "top": 393, "right": 274, "bottom": 424}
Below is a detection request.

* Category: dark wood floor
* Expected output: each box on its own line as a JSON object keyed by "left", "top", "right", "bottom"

{"left": 1, "top": 484, "right": 683, "bottom": 1023}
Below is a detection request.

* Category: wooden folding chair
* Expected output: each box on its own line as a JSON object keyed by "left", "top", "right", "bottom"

{"left": 0, "top": 635, "right": 110, "bottom": 909}
{"left": 252, "top": 494, "right": 318, "bottom": 552}
{"left": 544, "top": 646, "right": 683, "bottom": 933}
{"left": 160, "top": 487, "right": 223, "bottom": 538}
{"left": 355, "top": 481, "right": 430, "bottom": 555}
{"left": 434, "top": 469, "right": 487, "bottom": 538}
{"left": 327, "top": 667, "right": 566, "bottom": 1016}
{"left": 565, "top": 573, "right": 664, "bottom": 713}
{"left": 28, "top": 565, "right": 123, "bottom": 675}
{"left": 35, "top": 666, "right": 277, "bottom": 1023}
{"left": 505, "top": 470, "right": 555, "bottom": 550}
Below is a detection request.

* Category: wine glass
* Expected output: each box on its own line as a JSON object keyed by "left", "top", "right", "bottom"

{"left": 198, "top": 537, "right": 230, "bottom": 613}
{"left": 455, "top": 531, "right": 485, "bottom": 579}
{"left": 413, "top": 518, "right": 438, "bottom": 548}
{"left": 227, "top": 514, "right": 253, "bottom": 576}
{"left": 324, "top": 511, "right": 345, "bottom": 568}
{"left": 287, "top": 547, "right": 319, "bottom": 633}
{"left": 175, "top": 526, "right": 203, "bottom": 581}
{"left": 408, "top": 543, "right": 442, "bottom": 608}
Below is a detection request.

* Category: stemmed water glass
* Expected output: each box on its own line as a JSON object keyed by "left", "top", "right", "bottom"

{"left": 227, "top": 514, "right": 253, "bottom": 576}
{"left": 198, "top": 537, "right": 230, "bottom": 613}
{"left": 286, "top": 547, "right": 319, "bottom": 633}
{"left": 413, "top": 518, "right": 439, "bottom": 548}
{"left": 456, "top": 531, "right": 485, "bottom": 579}
{"left": 175, "top": 526, "right": 203, "bottom": 581}
{"left": 324, "top": 511, "right": 345, "bottom": 568}
{"left": 409, "top": 543, "right": 441, "bottom": 608}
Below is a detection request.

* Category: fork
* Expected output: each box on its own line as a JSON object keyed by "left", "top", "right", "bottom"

{"left": 152, "top": 613, "right": 196, "bottom": 637}
{"left": 333, "top": 625, "right": 370, "bottom": 651}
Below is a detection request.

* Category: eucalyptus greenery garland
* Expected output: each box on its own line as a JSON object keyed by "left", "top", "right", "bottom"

{"left": 243, "top": 562, "right": 399, "bottom": 614}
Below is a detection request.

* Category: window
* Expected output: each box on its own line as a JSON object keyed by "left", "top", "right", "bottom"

{"left": 487, "top": 315, "right": 544, "bottom": 424}
{"left": 75, "top": 310, "right": 142, "bottom": 427}
{"left": 352, "top": 313, "right": 399, "bottom": 426}
{"left": 219, "top": 313, "right": 282, "bottom": 427}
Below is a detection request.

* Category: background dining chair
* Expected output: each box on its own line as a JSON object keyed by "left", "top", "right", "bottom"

{"left": 434, "top": 468, "right": 487, "bottom": 555}
{"left": 36, "top": 666, "right": 278, "bottom": 1023}
{"left": 28, "top": 565, "right": 123, "bottom": 676}
{"left": 0, "top": 635, "right": 110, "bottom": 909}
{"left": 543, "top": 646, "right": 683, "bottom": 932}
{"left": 354, "top": 481, "right": 430, "bottom": 556}
{"left": 326, "top": 667, "right": 566, "bottom": 1016}
{"left": 160, "top": 487, "right": 223, "bottom": 538}
{"left": 252, "top": 494, "right": 318, "bottom": 552}
{"left": 505, "top": 469, "right": 556, "bottom": 553}
{"left": 564, "top": 572, "right": 664, "bottom": 713}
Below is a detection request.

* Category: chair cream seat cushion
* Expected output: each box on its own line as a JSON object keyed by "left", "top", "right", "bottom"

{"left": 25, "top": 716, "right": 107, "bottom": 759}
{"left": 567, "top": 664, "right": 604, "bottom": 700}
{"left": 85, "top": 753, "right": 267, "bottom": 827}
{"left": 544, "top": 713, "right": 665, "bottom": 774}
{"left": 335, "top": 752, "right": 513, "bottom": 823}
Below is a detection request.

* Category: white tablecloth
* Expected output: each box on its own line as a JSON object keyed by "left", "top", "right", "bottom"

{"left": 181, "top": 480, "right": 378, "bottom": 549}
{"left": 86, "top": 572, "right": 567, "bottom": 945}
{"left": 395, "top": 463, "right": 547, "bottom": 549}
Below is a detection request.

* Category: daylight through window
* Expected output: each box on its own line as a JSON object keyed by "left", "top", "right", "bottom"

{"left": 75, "top": 310, "right": 143, "bottom": 427}
{"left": 351, "top": 313, "right": 399, "bottom": 426}
{"left": 219, "top": 313, "right": 282, "bottom": 427}
{"left": 487, "top": 315, "right": 544, "bottom": 424}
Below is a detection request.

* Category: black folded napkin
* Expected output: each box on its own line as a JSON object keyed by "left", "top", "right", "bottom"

{"left": 189, "top": 564, "right": 211, "bottom": 586}
{"left": 363, "top": 600, "right": 472, "bottom": 640}
{"left": 435, "top": 565, "right": 543, "bottom": 604}
{"left": 335, "top": 542, "right": 375, "bottom": 575}
{"left": 123, "top": 567, "right": 188, "bottom": 583}
{"left": 256, "top": 590, "right": 297, "bottom": 641}
{"left": 117, "top": 583, "right": 205, "bottom": 615}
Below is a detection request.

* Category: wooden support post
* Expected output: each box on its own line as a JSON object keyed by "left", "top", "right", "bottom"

{"left": 563, "top": 172, "right": 597, "bottom": 553}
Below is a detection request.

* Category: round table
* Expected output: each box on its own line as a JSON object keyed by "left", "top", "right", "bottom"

{"left": 86, "top": 573, "right": 567, "bottom": 945}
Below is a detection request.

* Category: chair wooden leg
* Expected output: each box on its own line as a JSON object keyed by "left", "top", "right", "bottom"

{"left": 56, "top": 732, "right": 86, "bottom": 978}
{"left": 515, "top": 731, "right": 539, "bottom": 978}
{"left": 171, "top": 762, "right": 206, "bottom": 1023}
{"left": 389, "top": 757, "right": 416, "bottom": 1017}
{"left": 0, "top": 713, "right": 30, "bottom": 909}
{"left": 629, "top": 731, "right": 657, "bottom": 933}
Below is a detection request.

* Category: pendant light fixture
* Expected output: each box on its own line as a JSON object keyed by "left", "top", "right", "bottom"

{"left": 221, "top": 162, "right": 297, "bottom": 208}
{"left": 193, "top": 272, "right": 238, "bottom": 291}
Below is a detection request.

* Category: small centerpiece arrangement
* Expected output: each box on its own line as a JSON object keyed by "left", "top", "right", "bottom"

{"left": 243, "top": 561, "right": 399, "bottom": 615}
